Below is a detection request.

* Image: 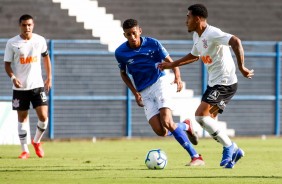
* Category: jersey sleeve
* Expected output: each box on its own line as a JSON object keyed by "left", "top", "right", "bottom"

{"left": 157, "top": 41, "right": 169, "bottom": 60}
{"left": 191, "top": 33, "right": 200, "bottom": 56}
{"left": 191, "top": 45, "right": 200, "bottom": 56}
{"left": 4, "top": 41, "right": 13, "bottom": 62}
{"left": 114, "top": 51, "right": 126, "bottom": 71}
{"left": 212, "top": 28, "right": 233, "bottom": 46}
{"left": 41, "top": 37, "right": 48, "bottom": 53}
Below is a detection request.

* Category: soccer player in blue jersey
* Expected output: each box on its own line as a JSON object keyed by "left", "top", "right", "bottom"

{"left": 115, "top": 19, "right": 205, "bottom": 166}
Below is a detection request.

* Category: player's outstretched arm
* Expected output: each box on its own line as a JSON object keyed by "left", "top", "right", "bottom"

{"left": 229, "top": 36, "right": 254, "bottom": 79}
{"left": 163, "top": 56, "right": 183, "bottom": 92}
{"left": 158, "top": 53, "right": 199, "bottom": 70}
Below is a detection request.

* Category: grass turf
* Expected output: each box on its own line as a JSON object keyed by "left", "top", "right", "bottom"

{"left": 0, "top": 137, "right": 281, "bottom": 184}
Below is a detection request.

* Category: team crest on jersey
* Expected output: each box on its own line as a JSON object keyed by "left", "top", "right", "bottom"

{"left": 202, "top": 39, "right": 208, "bottom": 49}
{"left": 12, "top": 99, "right": 20, "bottom": 108}
{"left": 207, "top": 90, "right": 220, "bottom": 101}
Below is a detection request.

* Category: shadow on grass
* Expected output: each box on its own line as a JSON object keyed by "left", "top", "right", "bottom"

{"left": 144, "top": 176, "right": 282, "bottom": 179}
{"left": 0, "top": 168, "right": 282, "bottom": 180}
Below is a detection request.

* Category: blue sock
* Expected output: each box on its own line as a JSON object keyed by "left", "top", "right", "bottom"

{"left": 171, "top": 126, "right": 198, "bottom": 158}
{"left": 167, "top": 122, "right": 187, "bottom": 136}
{"left": 177, "top": 122, "right": 187, "bottom": 130}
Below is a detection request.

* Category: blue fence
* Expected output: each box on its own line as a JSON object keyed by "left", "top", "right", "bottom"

{"left": 0, "top": 39, "right": 281, "bottom": 138}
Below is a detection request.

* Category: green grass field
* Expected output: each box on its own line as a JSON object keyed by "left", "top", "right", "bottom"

{"left": 0, "top": 137, "right": 281, "bottom": 184}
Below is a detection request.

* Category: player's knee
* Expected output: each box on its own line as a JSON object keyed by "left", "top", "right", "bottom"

{"left": 195, "top": 108, "right": 205, "bottom": 116}
{"left": 161, "top": 118, "right": 176, "bottom": 131}
{"left": 17, "top": 112, "right": 29, "bottom": 122}
{"left": 38, "top": 115, "right": 48, "bottom": 123}
{"left": 152, "top": 126, "right": 167, "bottom": 137}
{"left": 155, "top": 130, "right": 166, "bottom": 137}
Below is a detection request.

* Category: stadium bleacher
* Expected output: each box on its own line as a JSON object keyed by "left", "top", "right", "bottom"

{"left": 0, "top": 0, "right": 93, "bottom": 39}
{"left": 0, "top": 0, "right": 281, "bottom": 40}
{"left": 97, "top": 0, "right": 282, "bottom": 41}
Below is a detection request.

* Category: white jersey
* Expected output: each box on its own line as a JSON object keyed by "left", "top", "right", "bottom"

{"left": 4, "top": 33, "right": 47, "bottom": 90}
{"left": 191, "top": 25, "right": 238, "bottom": 87}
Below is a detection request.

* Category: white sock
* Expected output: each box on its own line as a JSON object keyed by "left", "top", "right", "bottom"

{"left": 195, "top": 116, "right": 232, "bottom": 147}
{"left": 33, "top": 118, "right": 48, "bottom": 143}
{"left": 18, "top": 122, "right": 29, "bottom": 153}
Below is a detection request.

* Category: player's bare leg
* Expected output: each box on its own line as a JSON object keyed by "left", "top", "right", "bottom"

{"left": 159, "top": 108, "right": 204, "bottom": 166}
{"left": 149, "top": 114, "right": 168, "bottom": 136}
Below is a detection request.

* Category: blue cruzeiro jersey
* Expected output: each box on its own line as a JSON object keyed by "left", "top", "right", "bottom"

{"left": 115, "top": 37, "right": 169, "bottom": 92}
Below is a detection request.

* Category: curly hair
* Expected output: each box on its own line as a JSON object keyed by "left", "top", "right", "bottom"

{"left": 188, "top": 4, "right": 208, "bottom": 18}
{"left": 122, "top": 19, "right": 139, "bottom": 30}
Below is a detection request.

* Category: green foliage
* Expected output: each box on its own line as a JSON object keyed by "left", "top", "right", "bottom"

{"left": 0, "top": 137, "right": 281, "bottom": 184}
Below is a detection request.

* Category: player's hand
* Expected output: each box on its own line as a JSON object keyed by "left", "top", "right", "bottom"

{"left": 239, "top": 66, "right": 254, "bottom": 79}
{"left": 158, "top": 62, "right": 173, "bottom": 70}
{"left": 173, "top": 78, "right": 183, "bottom": 92}
{"left": 134, "top": 92, "right": 144, "bottom": 107}
{"left": 12, "top": 78, "right": 23, "bottom": 88}
{"left": 44, "top": 78, "right": 52, "bottom": 93}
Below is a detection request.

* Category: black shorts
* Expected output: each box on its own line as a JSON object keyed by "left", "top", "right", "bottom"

{"left": 12, "top": 87, "right": 48, "bottom": 111}
{"left": 202, "top": 83, "right": 237, "bottom": 114}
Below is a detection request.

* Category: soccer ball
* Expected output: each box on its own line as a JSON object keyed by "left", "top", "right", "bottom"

{"left": 145, "top": 149, "right": 168, "bottom": 170}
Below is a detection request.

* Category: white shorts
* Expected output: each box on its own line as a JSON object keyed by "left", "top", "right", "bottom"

{"left": 140, "top": 75, "right": 174, "bottom": 121}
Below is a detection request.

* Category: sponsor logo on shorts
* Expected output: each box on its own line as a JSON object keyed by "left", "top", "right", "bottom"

{"left": 40, "top": 92, "right": 47, "bottom": 102}
{"left": 218, "top": 100, "right": 226, "bottom": 110}
{"left": 207, "top": 90, "right": 220, "bottom": 101}
{"left": 12, "top": 99, "right": 20, "bottom": 108}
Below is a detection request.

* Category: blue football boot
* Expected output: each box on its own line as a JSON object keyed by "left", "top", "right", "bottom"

{"left": 220, "top": 143, "right": 235, "bottom": 167}
{"left": 225, "top": 148, "right": 245, "bottom": 169}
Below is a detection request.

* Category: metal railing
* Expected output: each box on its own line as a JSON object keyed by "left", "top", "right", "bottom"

{"left": 1, "top": 40, "right": 281, "bottom": 138}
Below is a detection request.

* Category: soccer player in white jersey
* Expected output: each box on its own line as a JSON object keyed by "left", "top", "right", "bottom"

{"left": 115, "top": 19, "right": 205, "bottom": 166}
{"left": 4, "top": 14, "right": 52, "bottom": 159}
{"left": 159, "top": 4, "right": 254, "bottom": 168}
